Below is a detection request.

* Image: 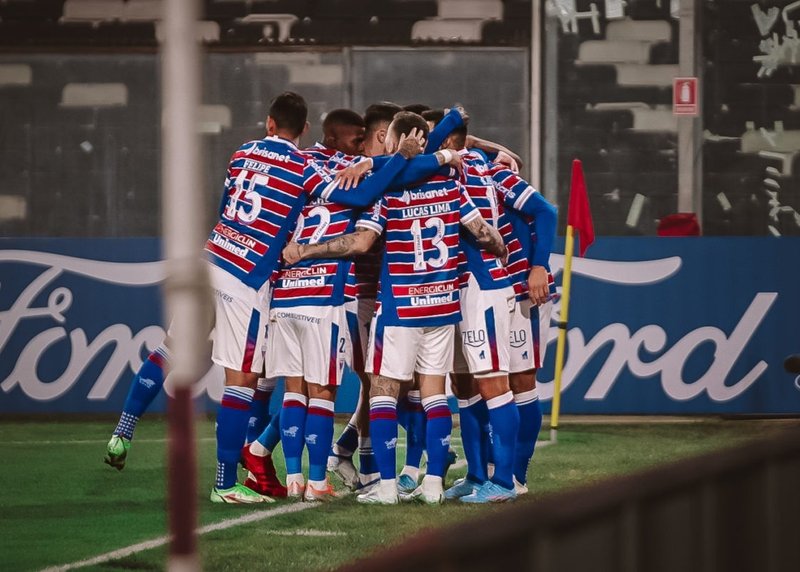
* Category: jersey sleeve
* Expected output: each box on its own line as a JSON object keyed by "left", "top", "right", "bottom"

{"left": 491, "top": 166, "right": 557, "bottom": 268}
{"left": 425, "top": 108, "right": 465, "bottom": 153}
{"left": 321, "top": 153, "right": 407, "bottom": 208}
{"left": 458, "top": 183, "right": 481, "bottom": 225}
{"left": 355, "top": 199, "right": 386, "bottom": 235}
{"left": 304, "top": 160, "right": 333, "bottom": 199}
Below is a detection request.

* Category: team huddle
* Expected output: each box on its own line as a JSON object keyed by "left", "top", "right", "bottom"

{"left": 104, "top": 92, "right": 557, "bottom": 506}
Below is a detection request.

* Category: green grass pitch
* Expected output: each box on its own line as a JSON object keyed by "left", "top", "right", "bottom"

{"left": 0, "top": 417, "right": 784, "bottom": 571}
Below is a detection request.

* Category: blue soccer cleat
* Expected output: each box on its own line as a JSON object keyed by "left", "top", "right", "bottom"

{"left": 444, "top": 477, "right": 482, "bottom": 500}
{"left": 397, "top": 474, "right": 417, "bottom": 494}
{"left": 460, "top": 481, "right": 517, "bottom": 504}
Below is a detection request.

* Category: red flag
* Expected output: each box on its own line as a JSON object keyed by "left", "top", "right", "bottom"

{"left": 567, "top": 159, "right": 595, "bottom": 257}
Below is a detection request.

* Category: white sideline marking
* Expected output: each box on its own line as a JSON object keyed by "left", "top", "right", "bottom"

{"left": 266, "top": 528, "right": 345, "bottom": 537}
{"left": 39, "top": 502, "right": 319, "bottom": 572}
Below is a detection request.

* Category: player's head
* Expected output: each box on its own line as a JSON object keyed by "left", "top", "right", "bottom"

{"left": 422, "top": 108, "right": 467, "bottom": 151}
{"left": 384, "top": 111, "right": 430, "bottom": 154}
{"left": 266, "top": 91, "right": 309, "bottom": 142}
{"left": 402, "top": 103, "right": 431, "bottom": 115}
{"left": 363, "top": 101, "right": 402, "bottom": 157}
{"left": 322, "top": 108, "right": 366, "bottom": 155}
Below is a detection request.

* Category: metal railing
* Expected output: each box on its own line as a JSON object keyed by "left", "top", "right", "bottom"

{"left": 339, "top": 426, "right": 800, "bottom": 572}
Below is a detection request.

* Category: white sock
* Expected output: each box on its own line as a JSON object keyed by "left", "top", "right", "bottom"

{"left": 308, "top": 479, "right": 327, "bottom": 489}
{"left": 286, "top": 473, "right": 304, "bottom": 485}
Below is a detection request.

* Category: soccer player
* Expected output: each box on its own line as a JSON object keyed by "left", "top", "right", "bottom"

{"left": 305, "top": 108, "right": 366, "bottom": 160}
{"left": 425, "top": 111, "right": 557, "bottom": 497}
{"left": 421, "top": 110, "right": 522, "bottom": 503}
{"left": 260, "top": 127, "right": 424, "bottom": 502}
{"left": 203, "top": 91, "right": 317, "bottom": 504}
{"left": 284, "top": 111, "right": 507, "bottom": 505}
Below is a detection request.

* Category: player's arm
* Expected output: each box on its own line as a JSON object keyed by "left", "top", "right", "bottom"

{"left": 283, "top": 227, "right": 380, "bottom": 264}
{"left": 466, "top": 135, "right": 523, "bottom": 171}
{"left": 462, "top": 215, "right": 508, "bottom": 262}
{"left": 425, "top": 107, "right": 467, "bottom": 153}
{"left": 336, "top": 149, "right": 460, "bottom": 191}
{"left": 322, "top": 130, "right": 424, "bottom": 207}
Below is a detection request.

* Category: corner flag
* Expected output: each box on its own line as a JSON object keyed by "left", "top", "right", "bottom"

{"left": 567, "top": 159, "right": 594, "bottom": 257}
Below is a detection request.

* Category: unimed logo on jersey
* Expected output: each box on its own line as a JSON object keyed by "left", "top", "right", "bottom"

{"left": 1, "top": 238, "right": 798, "bottom": 414}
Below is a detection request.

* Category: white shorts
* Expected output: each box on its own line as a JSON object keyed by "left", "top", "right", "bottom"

{"left": 453, "top": 277, "right": 515, "bottom": 375}
{"left": 345, "top": 297, "right": 375, "bottom": 374}
{"left": 265, "top": 304, "right": 351, "bottom": 386}
{"left": 365, "top": 309, "right": 455, "bottom": 381}
{"left": 509, "top": 298, "right": 553, "bottom": 373}
{"left": 208, "top": 263, "right": 271, "bottom": 374}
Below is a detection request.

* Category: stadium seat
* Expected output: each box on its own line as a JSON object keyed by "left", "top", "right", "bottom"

{"left": 0, "top": 64, "right": 33, "bottom": 86}
{"left": 60, "top": 82, "right": 128, "bottom": 108}
{"left": 412, "top": 18, "right": 484, "bottom": 42}
{"left": 741, "top": 128, "right": 800, "bottom": 154}
{"left": 438, "top": 0, "right": 502, "bottom": 20}
{"left": 61, "top": 0, "right": 123, "bottom": 25}
{"left": 605, "top": 18, "right": 671, "bottom": 42}
{"left": 122, "top": 0, "right": 163, "bottom": 21}
{"left": 239, "top": 13, "right": 298, "bottom": 41}
{"left": 630, "top": 107, "right": 677, "bottom": 132}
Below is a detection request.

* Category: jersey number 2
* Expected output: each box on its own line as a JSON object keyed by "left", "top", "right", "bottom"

{"left": 411, "top": 217, "right": 448, "bottom": 271}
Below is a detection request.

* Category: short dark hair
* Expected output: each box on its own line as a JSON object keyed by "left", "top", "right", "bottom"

{"left": 421, "top": 109, "right": 445, "bottom": 125}
{"left": 402, "top": 103, "right": 431, "bottom": 115}
{"left": 422, "top": 109, "right": 466, "bottom": 148}
{"left": 364, "top": 102, "right": 402, "bottom": 133}
{"left": 389, "top": 110, "right": 430, "bottom": 140}
{"left": 268, "top": 91, "right": 307, "bottom": 137}
{"left": 323, "top": 108, "right": 365, "bottom": 133}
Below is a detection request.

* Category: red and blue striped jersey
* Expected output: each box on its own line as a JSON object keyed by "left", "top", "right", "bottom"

{"left": 302, "top": 142, "right": 337, "bottom": 162}
{"left": 458, "top": 151, "right": 516, "bottom": 292}
{"left": 205, "top": 136, "right": 308, "bottom": 290}
{"left": 271, "top": 153, "right": 375, "bottom": 308}
{"left": 363, "top": 175, "right": 481, "bottom": 327}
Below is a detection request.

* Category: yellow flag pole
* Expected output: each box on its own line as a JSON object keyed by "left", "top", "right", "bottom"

{"left": 550, "top": 224, "right": 575, "bottom": 443}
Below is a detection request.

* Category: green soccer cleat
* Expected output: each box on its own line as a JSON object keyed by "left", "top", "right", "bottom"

{"left": 210, "top": 483, "right": 271, "bottom": 504}
{"left": 104, "top": 435, "right": 131, "bottom": 471}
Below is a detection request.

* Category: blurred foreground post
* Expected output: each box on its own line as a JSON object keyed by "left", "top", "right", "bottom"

{"left": 551, "top": 159, "right": 594, "bottom": 443}
{"left": 161, "top": 0, "right": 207, "bottom": 570}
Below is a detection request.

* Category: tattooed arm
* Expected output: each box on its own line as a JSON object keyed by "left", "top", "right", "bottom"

{"left": 282, "top": 227, "right": 380, "bottom": 264}
{"left": 461, "top": 215, "right": 508, "bottom": 262}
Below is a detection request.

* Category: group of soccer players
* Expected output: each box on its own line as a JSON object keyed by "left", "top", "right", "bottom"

{"left": 104, "top": 91, "right": 557, "bottom": 506}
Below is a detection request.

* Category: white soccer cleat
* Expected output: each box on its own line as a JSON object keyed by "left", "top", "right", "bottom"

{"left": 327, "top": 454, "right": 359, "bottom": 490}
{"left": 356, "top": 479, "right": 399, "bottom": 505}
{"left": 400, "top": 476, "right": 444, "bottom": 505}
{"left": 513, "top": 476, "right": 529, "bottom": 495}
{"left": 286, "top": 476, "right": 306, "bottom": 500}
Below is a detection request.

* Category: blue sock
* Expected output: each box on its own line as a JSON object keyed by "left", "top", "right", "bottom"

{"left": 306, "top": 398, "right": 335, "bottom": 482}
{"left": 514, "top": 389, "right": 543, "bottom": 485}
{"left": 332, "top": 422, "right": 359, "bottom": 458}
{"left": 404, "top": 390, "right": 425, "bottom": 469}
{"left": 281, "top": 392, "right": 308, "bottom": 477}
{"left": 458, "top": 396, "right": 488, "bottom": 484}
{"left": 421, "top": 394, "right": 452, "bottom": 478}
{"left": 369, "top": 396, "right": 398, "bottom": 480}
{"left": 486, "top": 392, "right": 520, "bottom": 490}
{"left": 256, "top": 409, "right": 281, "bottom": 452}
{"left": 115, "top": 345, "right": 170, "bottom": 439}
{"left": 215, "top": 386, "right": 255, "bottom": 489}
{"left": 246, "top": 378, "right": 275, "bottom": 444}
{"left": 358, "top": 437, "right": 379, "bottom": 478}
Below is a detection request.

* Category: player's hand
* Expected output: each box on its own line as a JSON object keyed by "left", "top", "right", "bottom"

{"left": 447, "top": 105, "right": 470, "bottom": 127}
{"left": 335, "top": 160, "right": 371, "bottom": 190}
{"left": 528, "top": 265, "right": 550, "bottom": 306}
{"left": 282, "top": 242, "right": 304, "bottom": 265}
{"left": 498, "top": 245, "right": 509, "bottom": 267}
{"left": 495, "top": 150, "right": 519, "bottom": 173}
{"left": 397, "top": 128, "right": 425, "bottom": 159}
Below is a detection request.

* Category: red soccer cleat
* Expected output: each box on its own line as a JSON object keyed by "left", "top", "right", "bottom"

{"left": 241, "top": 445, "right": 288, "bottom": 498}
